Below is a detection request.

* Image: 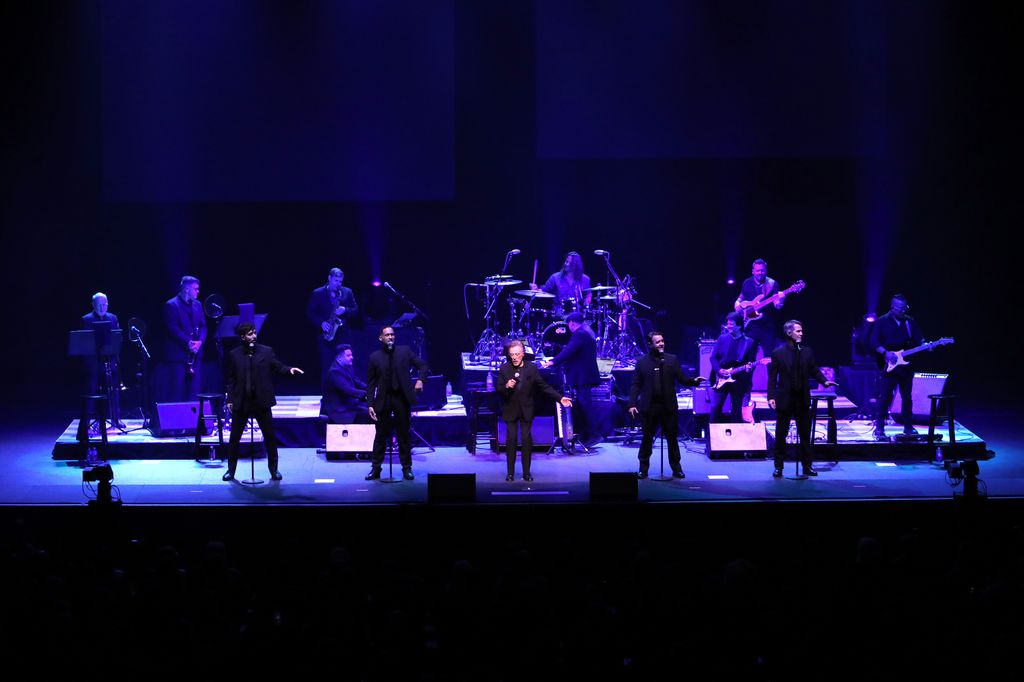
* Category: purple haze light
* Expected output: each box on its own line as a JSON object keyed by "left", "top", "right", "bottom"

{"left": 372, "top": 279, "right": 382, "bottom": 287}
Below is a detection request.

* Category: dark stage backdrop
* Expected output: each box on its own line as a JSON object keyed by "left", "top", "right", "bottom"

{"left": 0, "top": 1, "right": 1015, "bottom": 410}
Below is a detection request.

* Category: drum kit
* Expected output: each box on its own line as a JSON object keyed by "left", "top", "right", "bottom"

{"left": 468, "top": 272, "right": 649, "bottom": 367}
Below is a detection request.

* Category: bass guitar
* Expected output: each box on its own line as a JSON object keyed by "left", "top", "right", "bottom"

{"left": 884, "top": 337, "right": 954, "bottom": 373}
{"left": 740, "top": 280, "right": 806, "bottom": 326}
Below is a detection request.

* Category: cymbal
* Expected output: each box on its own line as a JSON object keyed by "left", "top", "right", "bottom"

{"left": 484, "top": 275, "right": 522, "bottom": 286}
{"left": 599, "top": 295, "right": 618, "bottom": 302}
{"left": 584, "top": 285, "right": 616, "bottom": 293}
{"left": 514, "top": 289, "right": 554, "bottom": 298}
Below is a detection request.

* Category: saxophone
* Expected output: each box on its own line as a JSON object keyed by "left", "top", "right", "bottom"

{"left": 185, "top": 326, "right": 199, "bottom": 377}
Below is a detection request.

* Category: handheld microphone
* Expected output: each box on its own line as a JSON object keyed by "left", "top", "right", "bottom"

{"left": 246, "top": 342, "right": 256, "bottom": 356}
{"left": 508, "top": 249, "right": 521, "bottom": 255}
{"left": 594, "top": 249, "right": 609, "bottom": 256}
{"left": 513, "top": 370, "right": 520, "bottom": 385}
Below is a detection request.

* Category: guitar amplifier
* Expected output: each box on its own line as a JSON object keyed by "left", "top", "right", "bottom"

{"left": 326, "top": 424, "right": 376, "bottom": 458}
{"left": 150, "top": 401, "right": 209, "bottom": 438}
{"left": 890, "top": 373, "right": 949, "bottom": 420}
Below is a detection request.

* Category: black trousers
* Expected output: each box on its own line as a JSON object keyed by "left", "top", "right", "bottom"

{"left": 710, "top": 382, "right": 748, "bottom": 423}
{"left": 167, "top": 359, "right": 202, "bottom": 403}
{"left": 371, "top": 392, "right": 413, "bottom": 469}
{"left": 504, "top": 418, "right": 534, "bottom": 475}
{"left": 227, "top": 408, "right": 279, "bottom": 474}
{"left": 637, "top": 404, "right": 681, "bottom": 473}
{"left": 876, "top": 368, "right": 914, "bottom": 428}
{"left": 773, "top": 403, "right": 813, "bottom": 470}
{"left": 569, "top": 385, "right": 596, "bottom": 441}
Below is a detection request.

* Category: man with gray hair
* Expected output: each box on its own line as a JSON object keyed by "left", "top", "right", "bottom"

{"left": 81, "top": 292, "right": 124, "bottom": 428}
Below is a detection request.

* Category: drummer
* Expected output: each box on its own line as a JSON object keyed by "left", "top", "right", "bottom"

{"left": 531, "top": 251, "right": 592, "bottom": 314}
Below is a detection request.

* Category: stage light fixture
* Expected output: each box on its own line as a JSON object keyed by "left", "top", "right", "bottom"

{"left": 83, "top": 463, "right": 120, "bottom": 507}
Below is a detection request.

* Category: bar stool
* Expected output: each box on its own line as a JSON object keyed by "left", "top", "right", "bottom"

{"left": 195, "top": 393, "right": 225, "bottom": 465}
{"left": 927, "top": 394, "right": 956, "bottom": 445}
{"left": 76, "top": 393, "right": 109, "bottom": 458}
{"left": 810, "top": 391, "right": 838, "bottom": 445}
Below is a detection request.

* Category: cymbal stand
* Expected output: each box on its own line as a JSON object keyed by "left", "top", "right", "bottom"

{"left": 471, "top": 283, "right": 503, "bottom": 366}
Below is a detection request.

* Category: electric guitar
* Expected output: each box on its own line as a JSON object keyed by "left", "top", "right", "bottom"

{"left": 740, "top": 280, "right": 806, "bottom": 326}
{"left": 713, "top": 357, "right": 772, "bottom": 391}
{"left": 884, "top": 337, "right": 954, "bottom": 373}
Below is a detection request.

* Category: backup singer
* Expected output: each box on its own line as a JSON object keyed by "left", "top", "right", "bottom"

{"left": 307, "top": 267, "right": 359, "bottom": 385}
{"left": 710, "top": 312, "right": 758, "bottom": 423}
{"left": 767, "top": 320, "right": 838, "bottom": 478}
{"left": 222, "top": 323, "right": 304, "bottom": 482}
{"left": 164, "top": 275, "right": 206, "bottom": 401}
{"left": 497, "top": 340, "right": 573, "bottom": 481}
{"left": 364, "top": 326, "right": 429, "bottom": 481}
{"left": 628, "top": 332, "right": 705, "bottom": 478}
{"left": 734, "top": 258, "right": 786, "bottom": 358}
{"left": 868, "top": 294, "right": 925, "bottom": 441}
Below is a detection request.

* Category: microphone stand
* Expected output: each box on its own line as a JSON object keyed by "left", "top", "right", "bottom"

{"left": 123, "top": 325, "right": 152, "bottom": 433}
{"left": 385, "top": 282, "right": 430, "bottom": 322}
{"left": 240, "top": 415, "right": 265, "bottom": 486}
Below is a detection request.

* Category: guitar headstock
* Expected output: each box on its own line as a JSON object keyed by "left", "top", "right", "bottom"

{"left": 930, "top": 337, "right": 954, "bottom": 347}
{"left": 786, "top": 280, "right": 806, "bottom": 294}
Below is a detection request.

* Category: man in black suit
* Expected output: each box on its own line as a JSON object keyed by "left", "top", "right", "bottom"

{"left": 164, "top": 275, "right": 206, "bottom": 401}
{"left": 542, "top": 312, "right": 602, "bottom": 446}
{"left": 222, "top": 322, "right": 304, "bottom": 482}
{"left": 497, "top": 340, "right": 573, "bottom": 482}
{"left": 321, "top": 343, "right": 369, "bottom": 424}
{"left": 81, "top": 292, "right": 124, "bottom": 428}
{"left": 868, "top": 293, "right": 925, "bottom": 441}
{"left": 364, "top": 326, "right": 429, "bottom": 481}
{"left": 628, "top": 331, "right": 706, "bottom": 479}
{"left": 767, "top": 320, "right": 839, "bottom": 478}
{"left": 307, "top": 267, "right": 359, "bottom": 385}
{"left": 710, "top": 311, "right": 759, "bottom": 423}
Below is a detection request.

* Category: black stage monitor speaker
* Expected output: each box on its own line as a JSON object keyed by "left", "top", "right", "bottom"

{"left": 428, "top": 473, "right": 476, "bottom": 503}
{"left": 150, "top": 401, "right": 209, "bottom": 438}
{"left": 497, "top": 417, "right": 555, "bottom": 449}
{"left": 706, "top": 422, "right": 768, "bottom": 460}
{"left": 589, "top": 472, "right": 638, "bottom": 502}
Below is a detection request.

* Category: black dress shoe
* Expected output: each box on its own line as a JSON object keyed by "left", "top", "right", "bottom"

{"left": 637, "top": 470, "right": 649, "bottom": 479}
{"left": 903, "top": 427, "right": 920, "bottom": 436}
{"left": 873, "top": 429, "right": 888, "bottom": 441}
{"left": 270, "top": 471, "right": 283, "bottom": 481}
{"left": 222, "top": 471, "right": 235, "bottom": 482}
{"left": 672, "top": 470, "right": 685, "bottom": 479}
{"left": 772, "top": 468, "right": 783, "bottom": 478}
{"left": 402, "top": 468, "right": 415, "bottom": 481}
{"left": 505, "top": 474, "right": 515, "bottom": 482}
{"left": 523, "top": 473, "right": 534, "bottom": 482}
{"left": 365, "top": 469, "right": 381, "bottom": 481}
{"left": 803, "top": 467, "right": 819, "bottom": 477}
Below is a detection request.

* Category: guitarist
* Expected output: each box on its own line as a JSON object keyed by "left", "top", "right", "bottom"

{"left": 868, "top": 294, "right": 925, "bottom": 440}
{"left": 734, "top": 258, "right": 787, "bottom": 359}
{"left": 710, "top": 312, "right": 759, "bottom": 423}
{"left": 307, "top": 267, "right": 359, "bottom": 386}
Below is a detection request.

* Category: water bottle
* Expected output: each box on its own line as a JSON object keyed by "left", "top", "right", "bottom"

{"left": 935, "top": 446, "right": 943, "bottom": 464}
{"left": 87, "top": 446, "right": 98, "bottom": 466}
{"left": 485, "top": 372, "right": 494, "bottom": 391}
{"left": 445, "top": 382, "right": 453, "bottom": 399}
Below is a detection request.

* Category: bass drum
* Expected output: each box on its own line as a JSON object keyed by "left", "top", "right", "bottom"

{"left": 541, "top": 321, "right": 570, "bottom": 358}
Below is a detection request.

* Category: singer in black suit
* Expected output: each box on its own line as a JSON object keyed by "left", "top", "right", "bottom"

{"left": 222, "top": 322, "right": 304, "bottom": 482}
{"left": 497, "top": 340, "right": 573, "bottom": 481}
{"left": 628, "top": 332, "right": 705, "bottom": 478}
{"left": 364, "top": 326, "right": 430, "bottom": 481}
{"left": 767, "top": 320, "right": 838, "bottom": 478}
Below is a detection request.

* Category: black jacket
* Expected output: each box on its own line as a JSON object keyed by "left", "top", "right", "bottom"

{"left": 306, "top": 284, "right": 358, "bottom": 334}
{"left": 767, "top": 342, "right": 829, "bottom": 411}
{"left": 549, "top": 327, "right": 600, "bottom": 388}
{"left": 365, "top": 345, "right": 430, "bottom": 410}
{"left": 225, "top": 344, "right": 294, "bottom": 412}
{"left": 321, "top": 363, "right": 367, "bottom": 423}
{"left": 164, "top": 295, "right": 207, "bottom": 361}
{"left": 710, "top": 332, "right": 759, "bottom": 388}
{"left": 629, "top": 351, "right": 701, "bottom": 412}
{"left": 496, "top": 361, "right": 564, "bottom": 421}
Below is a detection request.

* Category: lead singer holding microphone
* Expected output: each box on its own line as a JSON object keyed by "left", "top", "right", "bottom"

{"left": 498, "top": 340, "right": 573, "bottom": 482}
{"left": 223, "top": 322, "right": 304, "bottom": 482}
{"left": 364, "top": 326, "right": 430, "bottom": 481}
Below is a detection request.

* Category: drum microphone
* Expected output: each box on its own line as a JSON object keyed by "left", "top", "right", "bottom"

{"left": 594, "top": 249, "right": 609, "bottom": 256}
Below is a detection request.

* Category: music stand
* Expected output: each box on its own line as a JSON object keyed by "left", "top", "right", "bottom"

{"left": 69, "top": 327, "right": 125, "bottom": 432}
